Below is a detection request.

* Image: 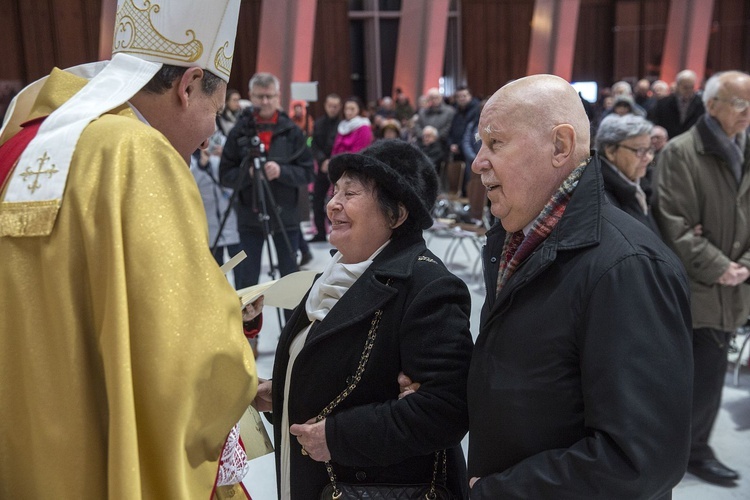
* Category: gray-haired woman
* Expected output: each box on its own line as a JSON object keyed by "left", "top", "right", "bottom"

{"left": 595, "top": 113, "right": 661, "bottom": 234}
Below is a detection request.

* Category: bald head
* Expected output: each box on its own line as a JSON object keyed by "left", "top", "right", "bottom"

{"left": 488, "top": 75, "right": 591, "bottom": 162}
{"left": 473, "top": 75, "right": 592, "bottom": 232}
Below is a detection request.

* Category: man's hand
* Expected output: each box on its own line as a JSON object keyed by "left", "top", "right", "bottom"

{"left": 242, "top": 296, "right": 264, "bottom": 322}
{"left": 398, "top": 372, "right": 421, "bottom": 399}
{"left": 251, "top": 379, "right": 273, "bottom": 412}
{"left": 264, "top": 160, "right": 281, "bottom": 180}
{"left": 290, "top": 418, "right": 330, "bottom": 461}
{"left": 320, "top": 159, "right": 330, "bottom": 174}
{"left": 717, "top": 262, "right": 750, "bottom": 287}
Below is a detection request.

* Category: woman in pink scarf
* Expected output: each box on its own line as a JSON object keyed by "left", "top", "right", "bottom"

{"left": 331, "top": 97, "right": 373, "bottom": 156}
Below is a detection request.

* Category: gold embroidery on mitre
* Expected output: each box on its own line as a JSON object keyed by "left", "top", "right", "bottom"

{"left": 0, "top": 200, "right": 60, "bottom": 237}
{"left": 112, "top": 0, "right": 203, "bottom": 63}
{"left": 214, "top": 42, "right": 233, "bottom": 79}
{"left": 19, "top": 152, "right": 59, "bottom": 195}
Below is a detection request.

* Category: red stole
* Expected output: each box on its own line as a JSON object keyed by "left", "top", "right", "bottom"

{"left": 0, "top": 117, "right": 46, "bottom": 191}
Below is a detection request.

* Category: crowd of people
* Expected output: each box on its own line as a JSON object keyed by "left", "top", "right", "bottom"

{"left": 2, "top": 0, "right": 750, "bottom": 497}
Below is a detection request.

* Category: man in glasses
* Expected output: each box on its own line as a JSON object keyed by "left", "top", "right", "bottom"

{"left": 220, "top": 72, "right": 314, "bottom": 293}
{"left": 654, "top": 70, "right": 750, "bottom": 487}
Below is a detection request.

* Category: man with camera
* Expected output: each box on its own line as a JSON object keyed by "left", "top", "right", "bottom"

{"left": 220, "top": 72, "right": 314, "bottom": 289}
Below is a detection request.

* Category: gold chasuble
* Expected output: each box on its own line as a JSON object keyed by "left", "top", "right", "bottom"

{"left": 0, "top": 69, "right": 257, "bottom": 498}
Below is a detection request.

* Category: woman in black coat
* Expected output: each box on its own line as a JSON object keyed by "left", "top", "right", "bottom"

{"left": 253, "top": 140, "right": 473, "bottom": 499}
{"left": 595, "top": 113, "right": 661, "bottom": 235}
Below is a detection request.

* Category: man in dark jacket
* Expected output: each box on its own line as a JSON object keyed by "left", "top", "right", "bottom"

{"left": 467, "top": 74, "right": 693, "bottom": 498}
{"left": 649, "top": 69, "right": 705, "bottom": 140}
{"left": 309, "top": 93, "right": 341, "bottom": 241}
{"left": 220, "top": 72, "right": 314, "bottom": 289}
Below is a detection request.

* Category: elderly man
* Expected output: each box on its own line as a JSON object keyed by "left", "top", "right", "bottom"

{"left": 414, "top": 87, "right": 456, "bottom": 142}
{"left": 220, "top": 72, "right": 314, "bottom": 289}
{"left": 649, "top": 69, "right": 706, "bottom": 139}
{"left": 654, "top": 70, "right": 750, "bottom": 486}
{"left": 467, "top": 75, "right": 692, "bottom": 498}
{"left": 0, "top": 0, "right": 256, "bottom": 497}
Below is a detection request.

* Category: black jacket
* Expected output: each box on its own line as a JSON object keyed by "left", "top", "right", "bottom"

{"left": 599, "top": 155, "right": 662, "bottom": 236}
{"left": 648, "top": 93, "right": 705, "bottom": 140}
{"left": 219, "top": 110, "right": 314, "bottom": 230}
{"left": 271, "top": 232, "right": 473, "bottom": 499}
{"left": 311, "top": 114, "right": 340, "bottom": 164}
{"left": 468, "top": 156, "right": 693, "bottom": 499}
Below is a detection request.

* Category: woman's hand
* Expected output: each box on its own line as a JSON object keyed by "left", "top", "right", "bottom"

{"left": 397, "top": 371, "right": 421, "bottom": 399}
{"left": 252, "top": 379, "right": 273, "bottom": 413}
{"left": 242, "top": 296, "right": 264, "bottom": 322}
{"left": 290, "top": 418, "right": 330, "bottom": 462}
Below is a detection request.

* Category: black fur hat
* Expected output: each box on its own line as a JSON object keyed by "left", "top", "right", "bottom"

{"left": 328, "top": 140, "right": 438, "bottom": 230}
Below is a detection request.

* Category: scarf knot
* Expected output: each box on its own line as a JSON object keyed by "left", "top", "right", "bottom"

{"left": 496, "top": 159, "right": 588, "bottom": 294}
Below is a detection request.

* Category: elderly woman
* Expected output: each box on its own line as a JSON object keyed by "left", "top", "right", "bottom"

{"left": 595, "top": 113, "right": 660, "bottom": 234}
{"left": 254, "top": 140, "right": 472, "bottom": 499}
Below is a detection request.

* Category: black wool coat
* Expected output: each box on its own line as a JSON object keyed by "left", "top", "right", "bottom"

{"left": 599, "top": 154, "right": 662, "bottom": 236}
{"left": 648, "top": 93, "right": 705, "bottom": 140}
{"left": 468, "top": 156, "right": 693, "bottom": 499}
{"left": 271, "top": 232, "right": 473, "bottom": 499}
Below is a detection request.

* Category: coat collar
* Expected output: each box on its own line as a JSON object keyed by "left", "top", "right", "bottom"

{"left": 301, "top": 232, "right": 426, "bottom": 348}
{"left": 484, "top": 155, "right": 604, "bottom": 314}
{"left": 485, "top": 154, "right": 603, "bottom": 252}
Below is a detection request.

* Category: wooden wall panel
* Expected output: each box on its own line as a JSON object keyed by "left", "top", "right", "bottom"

{"left": 227, "top": 0, "right": 262, "bottom": 96}
{"left": 706, "top": 0, "right": 750, "bottom": 78}
{"left": 462, "top": 0, "right": 535, "bottom": 99}
{"left": 310, "top": 0, "right": 352, "bottom": 118}
{"left": 572, "top": 0, "right": 614, "bottom": 84}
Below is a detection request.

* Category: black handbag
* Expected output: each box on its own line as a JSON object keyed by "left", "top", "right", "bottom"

{"left": 313, "top": 304, "right": 455, "bottom": 500}
{"left": 319, "top": 476, "right": 453, "bottom": 499}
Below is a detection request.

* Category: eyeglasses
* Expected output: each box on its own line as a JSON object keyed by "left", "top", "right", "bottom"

{"left": 251, "top": 93, "right": 278, "bottom": 101}
{"left": 618, "top": 144, "right": 656, "bottom": 158}
{"left": 713, "top": 96, "right": 750, "bottom": 113}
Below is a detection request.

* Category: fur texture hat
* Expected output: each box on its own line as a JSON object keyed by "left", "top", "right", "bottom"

{"left": 328, "top": 140, "right": 438, "bottom": 230}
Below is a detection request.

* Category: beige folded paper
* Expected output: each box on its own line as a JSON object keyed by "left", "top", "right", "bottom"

{"left": 239, "top": 405, "right": 274, "bottom": 460}
{"left": 237, "top": 270, "right": 318, "bottom": 309}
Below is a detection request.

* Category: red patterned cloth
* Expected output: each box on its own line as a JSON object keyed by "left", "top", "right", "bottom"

{"left": 496, "top": 160, "right": 589, "bottom": 294}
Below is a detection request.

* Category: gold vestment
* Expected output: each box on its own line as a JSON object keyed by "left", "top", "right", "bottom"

{"left": 0, "top": 68, "right": 257, "bottom": 498}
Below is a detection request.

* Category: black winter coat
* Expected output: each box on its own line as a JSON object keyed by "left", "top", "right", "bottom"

{"left": 648, "top": 93, "right": 705, "bottom": 140}
{"left": 599, "top": 155, "right": 662, "bottom": 236}
{"left": 220, "top": 110, "right": 314, "bottom": 230}
{"left": 468, "top": 156, "right": 693, "bottom": 499}
{"left": 271, "top": 233, "right": 473, "bottom": 499}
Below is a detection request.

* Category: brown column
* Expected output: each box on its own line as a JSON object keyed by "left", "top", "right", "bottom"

{"left": 257, "top": 0, "right": 317, "bottom": 110}
{"left": 98, "top": 0, "right": 118, "bottom": 60}
{"left": 660, "top": 0, "right": 714, "bottom": 85}
{"left": 526, "top": 0, "right": 581, "bottom": 81}
{"left": 392, "top": 0, "right": 450, "bottom": 104}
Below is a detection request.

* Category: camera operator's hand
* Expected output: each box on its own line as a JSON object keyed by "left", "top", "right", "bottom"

{"left": 198, "top": 148, "right": 211, "bottom": 168}
{"left": 264, "top": 161, "right": 281, "bottom": 180}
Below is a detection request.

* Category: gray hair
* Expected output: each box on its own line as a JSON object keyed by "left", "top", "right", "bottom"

{"left": 595, "top": 113, "right": 653, "bottom": 151}
{"left": 703, "top": 72, "right": 723, "bottom": 107}
{"left": 248, "top": 72, "right": 280, "bottom": 93}
{"left": 676, "top": 69, "right": 697, "bottom": 85}
{"left": 611, "top": 81, "right": 633, "bottom": 96}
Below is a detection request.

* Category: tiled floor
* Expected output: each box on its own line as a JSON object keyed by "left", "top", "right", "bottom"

{"left": 244, "top": 227, "right": 750, "bottom": 499}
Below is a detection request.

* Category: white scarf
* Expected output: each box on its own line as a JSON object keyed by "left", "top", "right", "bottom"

{"left": 305, "top": 242, "right": 389, "bottom": 322}
{"left": 337, "top": 116, "right": 371, "bottom": 136}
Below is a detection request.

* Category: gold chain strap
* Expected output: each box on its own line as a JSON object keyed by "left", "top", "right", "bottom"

{"left": 315, "top": 279, "right": 445, "bottom": 500}
{"left": 318, "top": 280, "right": 390, "bottom": 499}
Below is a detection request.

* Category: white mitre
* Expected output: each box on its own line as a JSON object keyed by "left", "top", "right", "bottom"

{"left": 0, "top": 0, "right": 241, "bottom": 237}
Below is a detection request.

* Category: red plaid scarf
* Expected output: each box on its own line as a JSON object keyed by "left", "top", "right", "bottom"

{"left": 496, "top": 160, "right": 589, "bottom": 294}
